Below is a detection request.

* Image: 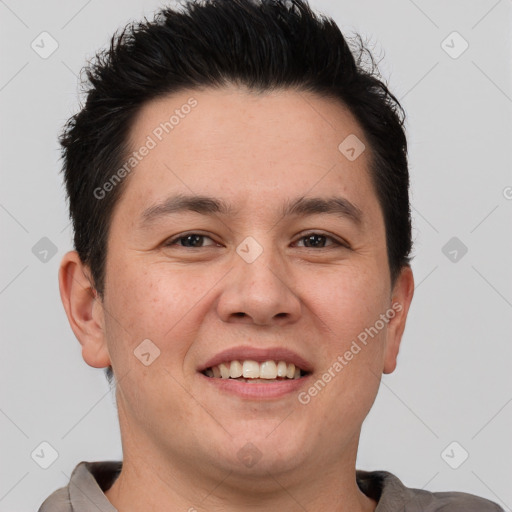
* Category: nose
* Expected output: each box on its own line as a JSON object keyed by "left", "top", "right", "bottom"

{"left": 216, "top": 245, "right": 302, "bottom": 327}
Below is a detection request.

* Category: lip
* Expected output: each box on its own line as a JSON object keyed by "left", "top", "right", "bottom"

{"left": 198, "top": 372, "right": 312, "bottom": 399}
{"left": 197, "top": 345, "right": 314, "bottom": 373}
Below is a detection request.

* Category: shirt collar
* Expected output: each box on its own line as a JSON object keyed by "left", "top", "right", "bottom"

{"left": 68, "top": 461, "right": 121, "bottom": 511}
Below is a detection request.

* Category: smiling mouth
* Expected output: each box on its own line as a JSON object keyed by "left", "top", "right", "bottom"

{"left": 201, "top": 359, "right": 310, "bottom": 382}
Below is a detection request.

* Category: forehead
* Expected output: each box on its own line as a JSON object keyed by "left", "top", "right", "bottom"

{"left": 117, "top": 86, "right": 380, "bottom": 225}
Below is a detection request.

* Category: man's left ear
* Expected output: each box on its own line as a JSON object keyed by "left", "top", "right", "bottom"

{"left": 383, "top": 265, "right": 414, "bottom": 374}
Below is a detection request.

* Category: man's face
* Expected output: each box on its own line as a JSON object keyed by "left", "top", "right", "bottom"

{"left": 88, "top": 86, "right": 412, "bottom": 480}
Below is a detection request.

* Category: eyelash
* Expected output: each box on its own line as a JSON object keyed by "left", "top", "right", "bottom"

{"left": 163, "top": 232, "right": 349, "bottom": 250}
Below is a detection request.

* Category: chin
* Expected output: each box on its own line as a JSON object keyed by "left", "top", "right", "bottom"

{"left": 208, "top": 420, "right": 311, "bottom": 473}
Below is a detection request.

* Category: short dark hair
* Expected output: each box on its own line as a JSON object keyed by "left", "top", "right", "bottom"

{"left": 59, "top": 0, "right": 413, "bottom": 385}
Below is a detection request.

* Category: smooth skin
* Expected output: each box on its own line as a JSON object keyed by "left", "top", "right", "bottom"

{"left": 59, "top": 85, "right": 414, "bottom": 511}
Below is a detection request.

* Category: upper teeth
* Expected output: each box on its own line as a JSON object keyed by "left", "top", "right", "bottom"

{"left": 204, "top": 360, "right": 302, "bottom": 379}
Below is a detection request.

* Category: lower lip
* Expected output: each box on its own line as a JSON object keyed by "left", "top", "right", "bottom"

{"left": 199, "top": 373, "right": 311, "bottom": 399}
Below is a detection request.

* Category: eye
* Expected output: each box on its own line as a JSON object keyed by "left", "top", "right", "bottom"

{"left": 164, "top": 233, "right": 218, "bottom": 248}
{"left": 294, "top": 232, "right": 348, "bottom": 249}
{"left": 163, "top": 231, "right": 349, "bottom": 250}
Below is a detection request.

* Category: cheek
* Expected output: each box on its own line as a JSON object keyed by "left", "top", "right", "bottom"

{"left": 103, "top": 260, "right": 214, "bottom": 366}
{"left": 301, "top": 263, "right": 389, "bottom": 402}
{"left": 106, "top": 260, "right": 183, "bottom": 326}
{"left": 302, "top": 263, "right": 389, "bottom": 346}
{"left": 301, "top": 266, "right": 389, "bottom": 417}
{"left": 300, "top": 282, "right": 387, "bottom": 434}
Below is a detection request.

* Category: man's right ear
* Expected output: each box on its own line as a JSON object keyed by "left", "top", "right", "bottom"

{"left": 58, "top": 251, "right": 111, "bottom": 369}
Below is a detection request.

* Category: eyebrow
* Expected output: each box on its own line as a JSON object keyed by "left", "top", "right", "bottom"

{"left": 139, "top": 193, "right": 363, "bottom": 227}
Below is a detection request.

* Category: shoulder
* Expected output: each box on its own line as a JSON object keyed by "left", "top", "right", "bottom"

{"left": 37, "top": 460, "right": 121, "bottom": 512}
{"left": 420, "top": 489, "right": 504, "bottom": 511}
{"left": 37, "top": 486, "right": 71, "bottom": 512}
{"left": 356, "top": 469, "right": 504, "bottom": 511}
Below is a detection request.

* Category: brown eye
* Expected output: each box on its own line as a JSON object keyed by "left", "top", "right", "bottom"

{"left": 165, "top": 233, "right": 217, "bottom": 248}
{"left": 294, "top": 232, "right": 347, "bottom": 249}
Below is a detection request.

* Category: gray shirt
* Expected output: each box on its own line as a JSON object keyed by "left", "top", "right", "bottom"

{"left": 38, "top": 460, "right": 503, "bottom": 511}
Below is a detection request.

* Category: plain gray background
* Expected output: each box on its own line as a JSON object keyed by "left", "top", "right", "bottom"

{"left": 1, "top": 0, "right": 511, "bottom": 510}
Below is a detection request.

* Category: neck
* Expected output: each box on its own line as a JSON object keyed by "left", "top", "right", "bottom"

{"left": 105, "top": 404, "right": 376, "bottom": 512}
{"left": 105, "top": 449, "right": 376, "bottom": 511}
{"left": 106, "top": 463, "right": 376, "bottom": 512}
